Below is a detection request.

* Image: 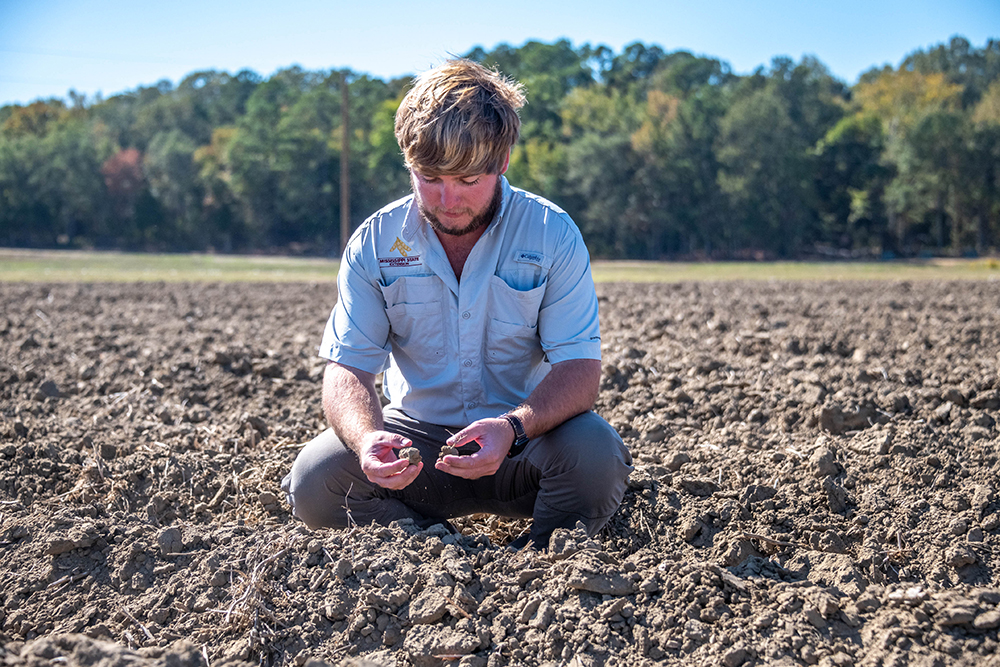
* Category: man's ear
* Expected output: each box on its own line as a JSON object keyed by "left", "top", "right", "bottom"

{"left": 500, "top": 150, "right": 511, "bottom": 175}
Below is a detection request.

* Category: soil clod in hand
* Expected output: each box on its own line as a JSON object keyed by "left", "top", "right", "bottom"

{"left": 438, "top": 444, "right": 459, "bottom": 460}
{"left": 399, "top": 447, "right": 421, "bottom": 465}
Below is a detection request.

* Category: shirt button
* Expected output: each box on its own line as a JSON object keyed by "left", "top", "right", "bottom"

{"left": 463, "top": 359, "right": 473, "bottom": 367}
{"left": 462, "top": 311, "right": 471, "bottom": 320}
{"left": 467, "top": 402, "right": 476, "bottom": 409}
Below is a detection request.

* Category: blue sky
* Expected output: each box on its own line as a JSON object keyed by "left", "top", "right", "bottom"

{"left": 1, "top": 0, "right": 998, "bottom": 106}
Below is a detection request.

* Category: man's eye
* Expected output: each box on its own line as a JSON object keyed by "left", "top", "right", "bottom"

{"left": 463, "top": 178, "right": 481, "bottom": 186}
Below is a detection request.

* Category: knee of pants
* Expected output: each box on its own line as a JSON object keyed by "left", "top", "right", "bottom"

{"left": 283, "top": 429, "right": 362, "bottom": 530}
{"left": 532, "top": 412, "right": 633, "bottom": 518}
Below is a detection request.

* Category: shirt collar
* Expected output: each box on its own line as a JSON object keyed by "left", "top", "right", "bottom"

{"left": 485, "top": 176, "right": 512, "bottom": 238}
{"left": 400, "top": 195, "right": 422, "bottom": 243}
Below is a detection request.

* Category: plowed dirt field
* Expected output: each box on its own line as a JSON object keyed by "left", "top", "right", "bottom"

{"left": 1, "top": 280, "right": 998, "bottom": 667}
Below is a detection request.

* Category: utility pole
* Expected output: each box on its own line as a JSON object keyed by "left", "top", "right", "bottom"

{"left": 340, "top": 71, "right": 351, "bottom": 254}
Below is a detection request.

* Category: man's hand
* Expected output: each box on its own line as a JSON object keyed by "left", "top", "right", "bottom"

{"left": 358, "top": 431, "right": 423, "bottom": 489}
{"left": 436, "top": 418, "right": 514, "bottom": 479}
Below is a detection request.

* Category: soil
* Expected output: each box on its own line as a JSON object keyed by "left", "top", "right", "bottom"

{"left": 1, "top": 280, "right": 999, "bottom": 667}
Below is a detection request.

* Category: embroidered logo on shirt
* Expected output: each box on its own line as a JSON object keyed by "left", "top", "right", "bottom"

{"left": 515, "top": 250, "right": 545, "bottom": 265}
{"left": 379, "top": 256, "right": 423, "bottom": 268}
{"left": 379, "top": 237, "right": 422, "bottom": 268}
{"left": 390, "top": 237, "right": 412, "bottom": 257}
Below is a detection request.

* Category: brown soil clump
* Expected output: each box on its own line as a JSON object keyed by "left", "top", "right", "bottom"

{"left": 397, "top": 448, "right": 422, "bottom": 466}
{"left": 1, "top": 280, "right": 999, "bottom": 667}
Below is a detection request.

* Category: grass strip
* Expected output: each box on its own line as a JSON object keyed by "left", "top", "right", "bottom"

{"left": 1, "top": 249, "right": 998, "bottom": 283}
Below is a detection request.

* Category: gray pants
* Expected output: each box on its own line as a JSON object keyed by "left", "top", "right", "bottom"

{"left": 280, "top": 409, "right": 633, "bottom": 546}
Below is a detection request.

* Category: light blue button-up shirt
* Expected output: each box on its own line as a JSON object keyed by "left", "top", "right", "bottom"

{"left": 319, "top": 177, "right": 601, "bottom": 427}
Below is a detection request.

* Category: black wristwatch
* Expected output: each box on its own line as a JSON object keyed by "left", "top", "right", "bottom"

{"left": 503, "top": 414, "right": 529, "bottom": 458}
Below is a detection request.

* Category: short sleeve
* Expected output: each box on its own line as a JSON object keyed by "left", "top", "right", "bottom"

{"left": 318, "top": 228, "right": 392, "bottom": 374}
{"left": 536, "top": 217, "right": 601, "bottom": 363}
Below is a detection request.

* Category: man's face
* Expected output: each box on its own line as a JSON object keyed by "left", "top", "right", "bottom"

{"left": 410, "top": 170, "right": 503, "bottom": 237}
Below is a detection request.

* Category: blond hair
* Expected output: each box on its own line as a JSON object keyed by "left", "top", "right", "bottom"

{"left": 394, "top": 59, "right": 526, "bottom": 177}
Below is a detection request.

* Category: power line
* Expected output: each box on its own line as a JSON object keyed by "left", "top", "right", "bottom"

{"left": 0, "top": 76, "right": 78, "bottom": 86}
{"left": 0, "top": 47, "right": 179, "bottom": 65}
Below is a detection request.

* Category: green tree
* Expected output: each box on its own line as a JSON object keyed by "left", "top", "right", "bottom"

{"left": 0, "top": 134, "right": 46, "bottom": 245}
{"left": 814, "top": 114, "right": 894, "bottom": 254}
{"left": 365, "top": 96, "right": 411, "bottom": 208}
{"left": 1, "top": 99, "right": 70, "bottom": 138}
{"left": 849, "top": 68, "right": 966, "bottom": 253}
{"left": 713, "top": 57, "right": 846, "bottom": 256}
{"left": 31, "top": 119, "right": 114, "bottom": 246}
{"left": 560, "top": 86, "right": 643, "bottom": 256}
{"left": 629, "top": 55, "right": 734, "bottom": 256}
{"left": 900, "top": 36, "right": 1000, "bottom": 109}
{"left": 144, "top": 129, "right": 203, "bottom": 248}
{"left": 716, "top": 85, "right": 815, "bottom": 256}
{"left": 226, "top": 68, "right": 314, "bottom": 247}
{"left": 193, "top": 126, "right": 245, "bottom": 251}
{"left": 969, "top": 81, "right": 1000, "bottom": 251}
{"left": 468, "top": 39, "right": 596, "bottom": 142}
{"left": 601, "top": 42, "right": 667, "bottom": 94}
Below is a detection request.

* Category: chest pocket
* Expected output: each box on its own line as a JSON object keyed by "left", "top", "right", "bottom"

{"left": 486, "top": 275, "right": 546, "bottom": 374}
{"left": 380, "top": 275, "right": 446, "bottom": 362}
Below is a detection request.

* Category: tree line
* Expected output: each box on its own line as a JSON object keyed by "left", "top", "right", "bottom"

{"left": 1, "top": 36, "right": 999, "bottom": 259}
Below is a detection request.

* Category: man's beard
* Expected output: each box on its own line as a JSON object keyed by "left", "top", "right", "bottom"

{"left": 418, "top": 179, "right": 503, "bottom": 237}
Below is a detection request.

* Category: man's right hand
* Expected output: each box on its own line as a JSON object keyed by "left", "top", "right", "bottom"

{"left": 358, "top": 431, "right": 423, "bottom": 490}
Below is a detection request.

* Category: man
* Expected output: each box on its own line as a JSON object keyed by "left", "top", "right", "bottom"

{"left": 281, "top": 59, "right": 632, "bottom": 549}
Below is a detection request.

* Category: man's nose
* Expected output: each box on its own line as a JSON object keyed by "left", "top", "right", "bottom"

{"left": 440, "top": 182, "right": 461, "bottom": 208}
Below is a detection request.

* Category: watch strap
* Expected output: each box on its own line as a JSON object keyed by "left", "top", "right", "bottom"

{"left": 503, "top": 414, "right": 529, "bottom": 458}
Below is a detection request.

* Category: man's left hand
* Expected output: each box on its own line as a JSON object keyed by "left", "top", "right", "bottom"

{"left": 435, "top": 418, "right": 514, "bottom": 479}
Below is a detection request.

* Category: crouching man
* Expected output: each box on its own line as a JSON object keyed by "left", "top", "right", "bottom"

{"left": 281, "top": 59, "right": 632, "bottom": 549}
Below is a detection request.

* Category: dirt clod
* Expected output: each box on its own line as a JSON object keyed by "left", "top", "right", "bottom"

{"left": 398, "top": 447, "right": 421, "bottom": 465}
